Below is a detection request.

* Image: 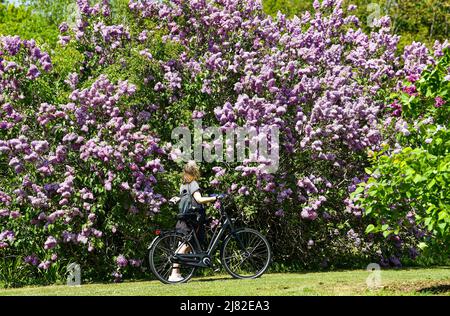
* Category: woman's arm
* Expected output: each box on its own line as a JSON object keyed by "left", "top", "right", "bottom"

{"left": 193, "top": 191, "right": 216, "bottom": 204}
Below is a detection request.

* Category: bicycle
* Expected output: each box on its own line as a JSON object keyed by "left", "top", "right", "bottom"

{"left": 148, "top": 195, "right": 272, "bottom": 284}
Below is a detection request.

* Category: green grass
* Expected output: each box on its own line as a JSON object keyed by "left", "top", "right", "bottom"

{"left": 1, "top": 268, "right": 449, "bottom": 296}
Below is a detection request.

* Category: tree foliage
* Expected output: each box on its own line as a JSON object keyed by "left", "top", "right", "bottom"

{"left": 0, "top": 3, "right": 59, "bottom": 45}
{"left": 263, "top": 0, "right": 450, "bottom": 50}
{"left": 353, "top": 48, "right": 450, "bottom": 258}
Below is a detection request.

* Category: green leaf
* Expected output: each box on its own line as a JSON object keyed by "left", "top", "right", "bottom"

{"left": 354, "top": 186, "right": 364, "bottom": 195}
{"left": 365, "top": 224, "right": 375, "bottom": 234}
{"left": 418, "top": 242, "right": 428, "bottom": 250}
{"left": 438, "top": 223, "right": 447, "bottom": 233}
{"left": 401, "top": 93, "right": 410, "bottom": 104}
{"left": 413, "top": 174, "right": 426, "bottom": 183}
{"left": 427, "top": 179, "right": 436, "bottom": 189}
{"left": 438, "top": 211, "right": 447, "bottom": 221}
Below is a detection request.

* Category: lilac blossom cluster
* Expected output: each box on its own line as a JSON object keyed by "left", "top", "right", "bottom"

{"left": 126, "top": 0, "right": 443, "bottom": 265}
{"left": 0, "top": 70, "right": 166, "bottom": 268}
{"left": 0, "top": 1, "right": 167, "bottom": 278}
{"left": 59, "top": 0, "right": 130, "bottom": 67}
{"left": 128, "top": 0, "right": 415, "bottom": 221}
{"left": 0, "top": 36, "right": 52, "bottom": 130}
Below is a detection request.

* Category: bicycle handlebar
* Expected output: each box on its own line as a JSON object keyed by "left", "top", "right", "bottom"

{"left": 209, "top": 193, "right": 228, "bottom": 200}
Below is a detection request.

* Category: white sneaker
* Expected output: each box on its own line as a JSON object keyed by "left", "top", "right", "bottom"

{"left": 168, "top": 274, "right": 184, "bottom": 283}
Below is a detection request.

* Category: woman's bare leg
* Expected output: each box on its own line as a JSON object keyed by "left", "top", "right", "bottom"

{"left": 170, "top": 243, "right": 191, "bottom": 277}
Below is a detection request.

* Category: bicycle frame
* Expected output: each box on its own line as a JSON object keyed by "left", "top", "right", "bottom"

{"left": 171, "top": 203, "right": 239, "bottom": 268}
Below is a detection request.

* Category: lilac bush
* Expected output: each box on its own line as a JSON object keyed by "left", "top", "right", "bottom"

{"left": 128, "top": 0, "right": 438, "bottom": 267}
{"left": 0, "top": 3, "right": 166, "bottom": 284}
{"left": 0, "top": 0, "right": 444, "bottom": 285}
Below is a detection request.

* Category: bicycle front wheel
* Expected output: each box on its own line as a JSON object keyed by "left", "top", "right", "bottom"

{"left": 149, "top": 232, "right": 196, "bottom": 284}
{"left": 221, "top": 228, "right": 271, "bottom": 279}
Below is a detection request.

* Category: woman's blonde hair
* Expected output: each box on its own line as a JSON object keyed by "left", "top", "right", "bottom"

{"left": 182, "top": 160, "right": 200, "bottom": 184}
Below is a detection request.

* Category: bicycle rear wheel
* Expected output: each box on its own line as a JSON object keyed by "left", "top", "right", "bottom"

{"left": 149, "top": 232, "right": 196, "bottom": 284}
{"left": 221, "top": 228, "right": 271, "bottom": 279}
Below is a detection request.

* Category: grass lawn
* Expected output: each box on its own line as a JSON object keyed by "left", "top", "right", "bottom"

{"left": 0, "top": 267, "right": 449, "bottom": 296}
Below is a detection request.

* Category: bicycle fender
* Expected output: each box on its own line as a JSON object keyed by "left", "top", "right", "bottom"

{"left": 147, "top": 235, "right": 161, "bottom": 250}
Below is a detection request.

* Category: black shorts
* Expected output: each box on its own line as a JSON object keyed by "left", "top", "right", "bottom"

{"left": 175, "top": 220, "right": 194, "bottom": 235}
{"left": 175, "top": 209, "right": 206, "bottom": 246}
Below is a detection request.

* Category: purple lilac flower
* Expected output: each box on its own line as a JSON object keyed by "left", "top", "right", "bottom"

{"left": 24, "top": 254, "right": 40, "bottom": 266}
{"left": 347, "top": 229, "right": 361, "bottom": 247}
{"left": 138, "top": 30, "right": 148, "bottom": 42}
{"left": 301, "top": 208, "right": 318, "bottom": 221}
{"left": 2, "top": 35, "right": 22, "bottom": 55}
{"left": 192, "top": 110, "right": 205, "bottom": 119}
{"left": 0, "top": 230, "right": 15, "bottom": 243}
{"left": 434, "top": 96, "right": 446, "bottom": 108}
{"left": 77, "top": 234, "right": 88, "bottom": 244}
{"left": 31, "top": 140, "right": 49, "bottom": 154}
{"left": 38, "top": 260, "right": 52, "bottom": 270}
{"left": 113, "top": 271, "right": 122, "bottom": 283}
{"left": 88, "top": 213, "right": 97, "bottom": 222}
{"left": 44, "top": 236, "right": 57, "bottom": 250}
{"left": 65, "top": 73, "right": 79, "bottom": 90}
{"left": 10, "top": 210, "right": 20, "bottom": 219}
{"left": 26, "top": 64, "right": 40, "bottom": 79}
{"left": 129, "top": 259, "right": 142, "bottom": 267}
{"left": 407, "top": 74, "right": 420, "bottom": 83}
{"left": 59, "top": 22, "right": 69, "bottom": 33}
{"left": 116, "top": 255, "right": 128, "bottom": 268}
{"left": 402, "top": 85, "right": 417, "bottom": 96}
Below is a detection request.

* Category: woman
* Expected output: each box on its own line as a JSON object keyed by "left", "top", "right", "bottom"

{"left": 169, "top": 160, "right": 217, "bottom": 282}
